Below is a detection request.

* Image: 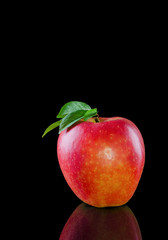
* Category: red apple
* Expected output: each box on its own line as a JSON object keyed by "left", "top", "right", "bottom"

{"left": 59, "top": 203, "right": 142, "bottom": 239}
{"left": 57, "top": 117, "right": 145, "bottom": 207}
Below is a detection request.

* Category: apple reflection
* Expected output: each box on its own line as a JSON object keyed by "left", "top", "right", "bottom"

{"left": 59, "top": 203, "right": 142, "bottom": 240}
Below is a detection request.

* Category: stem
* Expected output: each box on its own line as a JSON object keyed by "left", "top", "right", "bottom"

{"left": 95, "top": 114, "right": 100, "bottom": 123}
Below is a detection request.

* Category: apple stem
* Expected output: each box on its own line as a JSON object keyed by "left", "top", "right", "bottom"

{"left": 95, "top": 114, "right": 100, "bottom": 123}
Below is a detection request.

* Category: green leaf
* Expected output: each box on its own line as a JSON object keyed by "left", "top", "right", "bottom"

{"left": 59, "top": 110, "right": 87, "bottom": 133}
{"left": 42, "top": 101, "right": 99, "bottom": 137}
{"left": 83, "top": 108, "right": 97, "bottom": 121}
{"left": 57, "top": 101, "right": 91, "bottom": 118}
{"left": 42, "top": 120, "right": 62, "bottom": 138}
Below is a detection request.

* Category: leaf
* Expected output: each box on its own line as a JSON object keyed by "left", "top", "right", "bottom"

{"left": 57, "top": 101, "right": 91, "bottom": 118}
{"left": 59, "top": 110, "right": 87, "bottom": 133}
{"left": 42, "top": 120, "right": 62, "bottom": 138}
{"left": 83, "top": 108, "right": 97, "bottom": 121}
{"left": 42, "top": 101, "right": 99, "bottom": 137}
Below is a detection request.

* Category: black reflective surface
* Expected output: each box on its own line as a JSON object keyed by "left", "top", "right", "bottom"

{"left": 59, "top": 203, "right": 142, "bottom": 239}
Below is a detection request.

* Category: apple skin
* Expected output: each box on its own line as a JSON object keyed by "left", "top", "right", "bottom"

{"left": 57, "top": 117, "right": 145, "bottom": 207}
{"left": 59, "top": 203, "right": 142, "bottom": 240}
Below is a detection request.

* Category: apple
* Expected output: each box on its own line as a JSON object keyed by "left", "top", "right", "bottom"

{"left": 42, "top": 101, "right": 145, "bottom": 207}
{"left": 59, "top": 203, "right": 142, "bottom": 239}
{"left": 57, "top": 117, "right": 145, "bottom": 207}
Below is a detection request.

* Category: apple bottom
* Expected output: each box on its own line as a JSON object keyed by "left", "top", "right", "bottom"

{"left": 60, "top": 158, "right": 142, "bottom": 207}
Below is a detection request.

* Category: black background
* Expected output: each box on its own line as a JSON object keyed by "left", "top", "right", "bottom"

{"left": 11, "top": 11, "right": 166, "bottom": 238}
